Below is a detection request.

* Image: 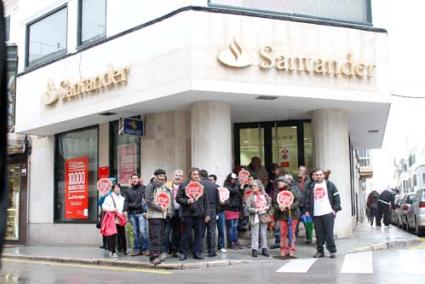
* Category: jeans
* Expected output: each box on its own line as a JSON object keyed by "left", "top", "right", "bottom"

{"left": 204, "top": 212, "right": 217, "bottom": 254}
{"left": 226, "top": 219, "right": 239, "bottom": 245}
{"left": 217, "top": 211, "right": 226, "bottom": 250}
{"left": 129, "top": 213, "right": 149, "bottom": 252}
{"left": 274, "top": 221, "right": 281, "bottom": 245}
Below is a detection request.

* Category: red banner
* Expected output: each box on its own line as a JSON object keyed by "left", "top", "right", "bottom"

{"left": 118, "top": 143, "right": 137, "bottom": 185}
{"left": 277, "top": 190, "right": 294, "bottom": 207}
{"left": 65, "top": 156, "right": 89, "bottom": 220}
{"left": 185, "top": 181, "right": 204, "bottom": 200}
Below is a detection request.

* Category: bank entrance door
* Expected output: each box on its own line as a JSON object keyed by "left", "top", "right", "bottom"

{"left": 235, "top": 121, "right": 313, "bottom": 175}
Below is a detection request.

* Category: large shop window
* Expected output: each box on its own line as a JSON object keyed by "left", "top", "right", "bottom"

{"left": 54, "top": 127, "right": 98, "bottom": 223}
{"left": 26, "top": 6, "right": 67, "bottom": 66}
{"left": 110, "top": 121, "right": 141, "bottom": 188}
{"left": 78, "top": 0, "right": 106, "bottom": 46}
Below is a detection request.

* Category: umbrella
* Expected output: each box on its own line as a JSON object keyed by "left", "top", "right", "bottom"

{"left": 287, "top": 207, "right": 293, "bottom": 250}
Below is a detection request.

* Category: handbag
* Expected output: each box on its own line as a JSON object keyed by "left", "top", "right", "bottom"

{"left": 96, "top": 211, "right": 105, "bottom": 229}
{"left": 259, "top": 212, "right": 273, "bottom": 224}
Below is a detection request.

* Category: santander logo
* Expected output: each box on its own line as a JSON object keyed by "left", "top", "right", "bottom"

{"left": 217, "top": 38, "right": 252, "bottom": 68}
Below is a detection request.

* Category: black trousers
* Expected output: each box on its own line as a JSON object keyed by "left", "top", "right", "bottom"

{"left": 201, "top": 212, "right": 217, "bottom": 254}
{"left": 148, "top": 218, "right": 165, "bottom": 259}
{"left": 108, "top": 224, "right": 126, "bottom": 254}
{"left": 181, "top": 216, "right": 204, "bottom": 256}
{"left": 313, "top": 213, "right": 336, "bottom": 253}
{"left": 162, "top": 217, "right": 172, "bottom": 253}
{"left": 376, "top": 202, "right": 391, "bottom": 226}
{"left": 171, "top": 213, "right": 182, "bottom": 254}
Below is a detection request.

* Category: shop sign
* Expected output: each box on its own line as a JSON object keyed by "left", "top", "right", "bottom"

{"left": 42, "top": 65, "right": 130, "bottom": 106}
{"left": 97, "top": 178, "right": 113, "bottom": 196}
{"left": 277, "top": 190, "right": 294, "bottom": 207}
{"left": 218, "top": 38, "right": 375, "bottom": 79}
{"left": 118, "top": 117, "right": 144, "bottom": 137}
{"left": 118, "top": 143, "right": 137, "bottom": 185}
{"left": 218, "top": 187, "right": 230, "bottom": 203}
{"left": 156, "top": 192, "right": 170, "bottom": 208}
{"left": 185, "top": 181, "right": 204, "bottom": 200}
{"left": 65, "top": 156, "right": 89, "bottom": 220}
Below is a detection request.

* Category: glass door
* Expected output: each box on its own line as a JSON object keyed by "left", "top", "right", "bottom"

{"left": 272, "top": 125, "right": 299, "bottom": 175}
{"left": 6, "top": 163, "right": 21, "bottom": 240}
{"left": 238, "top": 126, "right": 265, "bottom": 167}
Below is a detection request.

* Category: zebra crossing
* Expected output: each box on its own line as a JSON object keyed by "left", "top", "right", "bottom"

{"left": 275, "top": 249, "right": 424, "bottom": 274}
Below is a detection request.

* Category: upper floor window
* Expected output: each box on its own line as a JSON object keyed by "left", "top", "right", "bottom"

{"left": 78, "top": 0, "right": 106, "bottom": 46}
{"left": 5, "top": 16, "right": 10, "bottom": 42}
{"left": 209, "top": 0, "right": 372, "bottom": 25}
{"left": 26, "top": 6, "right": 67, "bottom": 67}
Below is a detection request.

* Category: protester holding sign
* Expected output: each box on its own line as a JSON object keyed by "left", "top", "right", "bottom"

{"left": 145, "top": 169, "right": 173, "bottom": 265}
{"left": 101, "top": 183, "right": 127, "bottom": 258}
{"left": 223, "top": 173, "right": 242, "bottom": 250}
{"left": 176, "top": 167, "right": 210, "bottom": 261}
{"left": 209, "top": 174, "right": 227, "bottom": 253}
{"left": 246, "top": 180, "right": 272, "bottom": 257}
{"left": 272, "top": 176, "right": 300, "bottom": 257}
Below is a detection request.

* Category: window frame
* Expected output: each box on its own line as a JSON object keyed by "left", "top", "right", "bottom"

{"left": 25, "top": 4, "right": 68, "bottom": 68}
{"left": 77, "top": 0, "right": 107, "bottom": 48}
{"left": 53, "top": 125, "right": 99, "bottom": 224}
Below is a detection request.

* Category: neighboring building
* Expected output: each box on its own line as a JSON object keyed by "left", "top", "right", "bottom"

{"left": 394, "top": 142, "right": 425, "bottom": 195}
{"left": 13, "top": 0, "right": 390, "bottom": 245}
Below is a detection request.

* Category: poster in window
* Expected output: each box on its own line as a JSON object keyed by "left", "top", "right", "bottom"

{"left": 118, "top": 143, "right": 137, "bottom": 185}
{"left": 65, "top": 156, "right": 89, "bottom": 220}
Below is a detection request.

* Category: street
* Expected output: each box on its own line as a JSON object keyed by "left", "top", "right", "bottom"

{"left": 1, "top": 241, "right": 424, "bottom": 284}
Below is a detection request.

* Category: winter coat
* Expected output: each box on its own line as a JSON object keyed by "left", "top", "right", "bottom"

{"left": 272, "top": 187, "right": 300, "bottom": 221}
{"left": 223, "top": 182, "right": 241, "bottom": 212}
{"left": 246, "top": 192, "right": 272, "bottom": 225}
{"left": 123, "top": 184, "right": 146, "bottom": 214}
{"left": 305, "top": 180, "right": 342, "bottom": 214}
{"left": 176, "top": 180, "right": 209, "bottom": 218}
{"left": 145, "top": 181, "right": 173, "bottom": 219}
{"left": 102, "top": 192, "right": 125, "bottom": 224}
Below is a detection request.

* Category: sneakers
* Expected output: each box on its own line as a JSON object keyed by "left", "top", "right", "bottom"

{"left": 262, "top": 248, "right": 270, "bottom": 257}
{"left": 313, "top": 252, "right": 325, "bottom": 258}
{"left": 270, "top": 243, "right": 280, "bottom": 249}
{"left": 112, "top": 253, "right": 118, "bottom": 258}
{"left": 329, "top": 252, "right": 337, "bottom": 259}
{"left": 220, "top": 248, "right": 227, "bottom": 253}
{"left": 159, "top": 252, "right": 168, "bottom": 261}
{"left": 231, "top": 243, "right": 237, "bottom": 250}
{"left": 288, "top": 251, "right": 295, "bottom": 257}
{"left": 129, "top": 251, "right": 142, "bottom": 256}
{"left": 151, "top": 257, "right": 162, "bottom": 265}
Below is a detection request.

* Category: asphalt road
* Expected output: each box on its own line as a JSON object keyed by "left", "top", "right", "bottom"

{"left": 1, "top": 242, "right": 425, "bottom": 284}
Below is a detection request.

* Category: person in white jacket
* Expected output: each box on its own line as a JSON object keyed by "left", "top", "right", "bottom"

{"left": 102, "top": 183, "right": 126, "bottom": 258}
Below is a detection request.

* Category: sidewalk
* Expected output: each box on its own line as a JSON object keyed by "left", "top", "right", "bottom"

{"left": 2, "top": 223, "right": 421, "bottom": 270}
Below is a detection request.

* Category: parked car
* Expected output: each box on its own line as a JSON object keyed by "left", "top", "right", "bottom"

{"left": 409, "top": 189, "right": 425, "bottom": 236}
{"left": 392, "top": 196, "right": 403, "bottom": 227}
{"left": 400, "top": 193, "right": 416, "bottom": 231}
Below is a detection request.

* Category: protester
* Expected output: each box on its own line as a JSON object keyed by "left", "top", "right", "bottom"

{"left": 145, "top": 169, "right": 173, "bottom": 265}
{"left": 101, "top": 183, "right": 127, "bottom": 258}
{"left": 247, "top": 156, "right": 269, "bottom": 187}
{"left": 97, "top": 189, "right": 112, "bottom": 250}
{"left": 223, "top": 173, "right": 241, "bottom": 250}
{"left": 123, "top": 174, "right": 149, "bottom": 256}
{"left": 209, "top": 174, "right": 227, "bottom": 253}
{"left": 295, "top": 166, "right": 313, "bottom": 244}
{"left": 166, "top": 169, "right": 184, "bottom": 257}
{"left": 366, "top": 190, "right": 380, "bottom": 226}
{"left": 246, "top": 180, "right": 271, "bottom": 257}
{"left": 177, "top": 167, "right": 210, "bottom": 261}
{"left": 376, "top": 188, "right": 395, "bottom": 227}
{"left": 273, "top": 176, "right": 300, "bottom": 257}
{"left": 305, "top": 169, "right": 341, "bottom": 258}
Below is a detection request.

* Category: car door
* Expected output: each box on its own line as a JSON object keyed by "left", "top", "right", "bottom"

{"left": 406, "top": 194, "right": 416, "bottom": 228}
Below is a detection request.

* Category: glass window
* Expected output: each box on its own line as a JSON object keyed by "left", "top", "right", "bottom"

{"left": 7, "top": 46, "right": 17, "bottom": 131}
{"left": 5, "top": 16, "right": 10, "bottom": 42}
{"left": 272, "top": 126, "right": 298, "bottom": 175}
{"left": 303, "top": 123, "right": 313, "bottom": 172}
{"left": 27, "top": 7, "right": 67, "bottom": 66}
{"left": 55, "top": 127, "right": 98, "bottom": 222}
{"left": 209, "top": 0, "right": 371, "bottom": 25}
{"left": 110, "top": 121, "right": 141, "bottom": 187}
{"left": 6, "top": 163, "right": 21, "bottom": 240}
{"left": 79, "top": 0, "right": 106, "bottom": 45}
{"left": 239, "top": 127, "right": 265, "bottom": 166}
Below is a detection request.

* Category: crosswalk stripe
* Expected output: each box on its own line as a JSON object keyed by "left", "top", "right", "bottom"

{"left": 340, "top": 251, "right": 373, "bottom": 274}
{"left": 398, "top": 249, "right": 425, "bottom": 274}
{"left": 276, "top": 258, "right": 317, "bottom": 273}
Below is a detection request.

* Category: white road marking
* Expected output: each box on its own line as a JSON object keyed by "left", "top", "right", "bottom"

{"left": 340, "top": 251, "right": 373, "bottom": 274}
{"left": 276, "top": 258, "right": 318, "bottom": 273}
{"left": 398, "top": 249, "right": 425, "bottom": 274}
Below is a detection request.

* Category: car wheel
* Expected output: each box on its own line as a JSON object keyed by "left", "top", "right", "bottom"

{"left": 416, "top": 219, "right": 425, "bottom": 237}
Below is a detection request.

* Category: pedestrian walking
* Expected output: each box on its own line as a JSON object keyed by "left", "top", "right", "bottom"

{"left": 246, "top": 180, "right": 271, "bottom": 257}
{"left": 376, "top": 188, "right": 395, "bottom": 227}
{"left": 101, "top": 183, "right": 127, "bottom": 258}
{"left": 223, "top": 173, "right": 242, "bottom": 250}
{"left": 366, "top": 190, "right": 380, "bottom": 226}
{"left": 145, "top": 169, "right": 173, "bottom": 265}
{"left": 176, "top": 167, "right": 210, "bottom": 261}
{"left": 305, "top": 169, "right": 341, "bottom": 259}
{"left": 123, "top": 174, "right": 149, "bottom": 256}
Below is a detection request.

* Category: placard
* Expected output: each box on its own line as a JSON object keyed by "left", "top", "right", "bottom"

{"left": 156, "top": 192, "right": 170, "bottom": 208}
{"left": 238, "top": 169, "right": 250, "bottom": 185}
{"left": 254, "top": 194, "right": 267, "bottom": 210}
{"left": 277, "top": 190, "right": 294, "bottom": 207}
{"left": 185, "top": 181, "right": 204, "bottom": 200}
{"left": 97, "top": 178, "right": 113, "bottom": 196}
{"left": 65, "top": 156, "right": 89, "bottom": 220}
{"left": 243, "top": 186, "right": 253, "bottom": 202}
{"left": 118, "top": 143, "right": 137, "bottom": 185}
{"left": 218, "top": 187, "right": 230, "bottom": 203}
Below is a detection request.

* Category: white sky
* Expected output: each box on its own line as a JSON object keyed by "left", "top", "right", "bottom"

{"left": 369, "top": 1, "right": 425, "bottom": 189}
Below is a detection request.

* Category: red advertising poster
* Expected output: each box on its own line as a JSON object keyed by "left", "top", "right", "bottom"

{"left": 238, "top": 169, "right": 250, "bottom": 185}
{"left": 156, "top": 192, "right": 170, "bottom": 208}
{"left": 65, "top": 156, "right": 89, "bottom": 220}
{"left": 118, "top": 143, "right": 137, "bottom": 185}
{"left": 185, "top": 181, "right": 204, "bottom": 200}
{"left": 277, "top": 191, "right": 294, "bottom": 207}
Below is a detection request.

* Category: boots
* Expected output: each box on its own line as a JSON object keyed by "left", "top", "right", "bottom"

{"left": 262, "top": 248, "right": 270, "bottom": 257}
{"left": 252, "top": 249, "right": 258, "bottom": 257}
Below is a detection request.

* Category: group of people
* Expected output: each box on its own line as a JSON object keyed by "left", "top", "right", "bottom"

{"left": 366, "top": 188, "right": 396, "bottom": 227}
{"left": 97, "top": 156, "right": 342, "bottom": 265}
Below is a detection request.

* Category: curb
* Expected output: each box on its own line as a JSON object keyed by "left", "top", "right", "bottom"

{"left": 348, "top": 238, "right": 422, "bottom": 254}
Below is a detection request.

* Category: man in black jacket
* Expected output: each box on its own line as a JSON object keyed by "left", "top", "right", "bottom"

{"left": 123, "top": 174, "right": 148, "bottom": 256}
{"left": 305, "top": 169, "right": 341, "bottom": 259}
{"left": 176, "top": 167, "right": 210, "bottom": 261}
{"left": 376, "top": 188, "right": 395, "bottom": 227}
{"left": 200, "top": 170, "right": 220, "bottom": 257}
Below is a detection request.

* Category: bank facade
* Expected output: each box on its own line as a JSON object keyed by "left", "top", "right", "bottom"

{"left": 14, "top": 0, "right": 389, "bottom": 245}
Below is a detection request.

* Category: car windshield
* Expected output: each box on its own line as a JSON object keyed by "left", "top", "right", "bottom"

{"left": 406, "top": 195, "right": 415, "bottom": 204}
